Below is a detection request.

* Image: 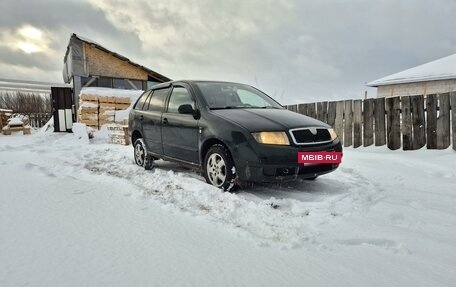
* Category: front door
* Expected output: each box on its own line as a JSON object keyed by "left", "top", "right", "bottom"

{"left": 161, "top": 85, "right": 199, "bottom": 163}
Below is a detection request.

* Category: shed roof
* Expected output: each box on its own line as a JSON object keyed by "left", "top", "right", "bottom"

{"left": 367, "top": 53, "right": 456, "bottom": 87}
{"left": 64, "top": 33, "right": 171, "bottom": 82}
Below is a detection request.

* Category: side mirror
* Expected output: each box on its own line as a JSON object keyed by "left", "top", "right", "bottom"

{"left": 178, "top": 104, "right": 194, "bottom": 114}
{"left": 178, "top": 104, "right": 200, "bottom": 120}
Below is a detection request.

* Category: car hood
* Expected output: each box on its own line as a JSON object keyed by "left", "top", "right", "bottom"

{"left": 210, "top": 108, "right": 329, "bottom": 131}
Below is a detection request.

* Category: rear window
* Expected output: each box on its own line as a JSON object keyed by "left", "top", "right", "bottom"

{"left": 134, "top": 91, "right": 152, "bottom": 110}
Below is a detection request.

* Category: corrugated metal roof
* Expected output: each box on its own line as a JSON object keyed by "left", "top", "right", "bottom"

{"left": 367, "top": 53, "right": 456, "bottom": 87}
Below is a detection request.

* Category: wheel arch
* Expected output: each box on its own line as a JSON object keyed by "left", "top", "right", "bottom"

{"left": 200, "top": 138, "right": 233, "bottom": 164}
{"left": 131, "top": 130, "right": 142, "bottom": 144}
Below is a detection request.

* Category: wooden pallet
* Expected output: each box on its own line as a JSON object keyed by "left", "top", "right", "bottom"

{"left": 106, "top": 125, "right": 130, "bottom": 145}
{"left": 2, "top": 123, "right": 31, "bottom": 135}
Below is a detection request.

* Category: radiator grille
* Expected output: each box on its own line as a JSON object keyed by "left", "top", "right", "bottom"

{"left": 289, "top": 127, "right": 332, "bottom": 145}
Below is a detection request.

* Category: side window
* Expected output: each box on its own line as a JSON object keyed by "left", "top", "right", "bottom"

{"left": 148, "top": 88, "right": 170, "bottom": 111}
{"left": 134, "top": 91, "right": 151, "bottom": 110}
{"left": 141, "top": 91, "right": 153, "bottom": 111}
{"left": 167, "top": 87, "right": 195, "bottom": 113}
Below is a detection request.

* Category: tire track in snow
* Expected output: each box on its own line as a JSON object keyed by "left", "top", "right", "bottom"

{"left": 73, "top": 144, "right": 383, "bottom": 248}
{"left": 22, "top": 132, "right": 385, "bottom": 248}
{"left": 83, "top": 159, "right": 316, "bottom": 247}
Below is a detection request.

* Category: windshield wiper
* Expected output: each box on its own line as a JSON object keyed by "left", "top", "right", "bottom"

{"left": 211, "top": 105, "right": 281, "bottom": 110}
{"left": 260, "top": 106, "right": 281, "bottom": 109}
{"left": 210, "top": 106, "right": 246, "bottom": 110}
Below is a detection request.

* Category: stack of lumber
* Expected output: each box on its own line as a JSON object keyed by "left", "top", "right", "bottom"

{"left": 78, "top": 94, "right": 99, "bottom": 129}
{"left": 98, "top": 95, "right": 116, "bottom": 127}
{"left": 78, "top": 88, "right": 134, "bottom": 130}
{"left": 115, "top": 97, "right": 131, "bottom": 111}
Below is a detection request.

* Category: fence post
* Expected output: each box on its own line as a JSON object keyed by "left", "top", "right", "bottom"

{"left": 451, "top": 92, "right": 456, "bottom": 151}
{"left": 335, "top": 101, "right": 345, "bottom": 144}
{"left": 297, "top": 103, "right": 308, "bottom": 115}
{"left": 436, "top": 93, "right": 450, "bottom": 149}
{"left": 411, "top": 95, "right": 426, "bottom": 149}
{"left": 344, "top": 100, "right": 353, "bottom": 147}
{"left": 374, "top": 98, "right": 386, "bottom": 146}
{"left": 353, "top": 100, "right": 362, "bottom": 148}
{"left": 426, "top": 94, "right": 438, "bottom": 149}
{"left": 386, "top": 97, "right": 401, "bottom": 150}
{"left": 307, "top": 103, "right": 316, "bottom": 119}
{"left": 316, "top": 102, "right": 328, "bottom": 123}
{"left": 363, "top": 99, "right": 374, "bottom": 147}
{"left": 327, "top": 101, "right": 337, "bottom": 127}
{"left": 401, "top": 96, "right": 413, "bottom": 150}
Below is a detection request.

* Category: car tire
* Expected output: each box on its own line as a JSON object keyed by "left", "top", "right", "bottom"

{"left": 134, "top": 138, "right": 154, "bottom": 170}
{"left": 204, "top": 144, "right": 237, "bottom": 192}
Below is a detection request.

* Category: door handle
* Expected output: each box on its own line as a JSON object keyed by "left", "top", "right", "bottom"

{"left": 139, "top": 115, "right": 144, "bottom": 121}
{"left": 163, "top": 118, "right": 168, "bottom": 125}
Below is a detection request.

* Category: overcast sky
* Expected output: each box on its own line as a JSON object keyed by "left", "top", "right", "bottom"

{"left": 0, "top": 0, "right": 455, "bottom": 104}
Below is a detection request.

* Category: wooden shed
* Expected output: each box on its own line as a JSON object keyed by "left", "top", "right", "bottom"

{"left": 367, "top": 53, "right": 456, "bottom": 98}
{"left": 62, "top": 33, "right": 171, "bottom": 109}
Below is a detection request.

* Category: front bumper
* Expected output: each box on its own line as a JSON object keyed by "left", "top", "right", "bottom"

{"left": 234, "top": 139, "right": 342, "bottom": 183}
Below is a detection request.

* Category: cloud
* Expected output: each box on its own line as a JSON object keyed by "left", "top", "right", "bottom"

{"left": 0, "top": 25, "right": 53, "bottom": 54}
{"left": 0, "top": 0, "right": 143, "bottom": 82}
{"left": 86, "top": 0, "right": 342, "bottom": 102}
{"left": 0, "top": 0, "right": 455, "bottom": 103}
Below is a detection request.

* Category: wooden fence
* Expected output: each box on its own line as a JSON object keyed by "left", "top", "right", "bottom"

{"left": 0, "top": 111, "right": 51, "bottom": 129}
{"left": 285, "top": 92, "right": 456, "bottom": 151}
{"left": 28, "top": 113, "right": 52, "bottom": 128}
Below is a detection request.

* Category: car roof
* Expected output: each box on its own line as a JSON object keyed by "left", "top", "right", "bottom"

{"left": 150, "top": 80, "right": 253, "bottom": 90}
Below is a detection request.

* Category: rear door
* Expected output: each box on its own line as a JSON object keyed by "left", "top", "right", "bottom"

{"left": 142, "top": 87, "right": 170, "bottom": 155}
{"left": 161, "top": 85, "right": 199, "bottom": 163}
{"left": 130, "top": 90, "right": 152, "bottom": 139}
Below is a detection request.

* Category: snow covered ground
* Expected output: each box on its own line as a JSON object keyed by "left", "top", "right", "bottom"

{"left": 1, "top": 127, "right": 455, "bottom": 287}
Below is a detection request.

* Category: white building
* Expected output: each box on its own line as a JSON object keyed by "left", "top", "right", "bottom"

{"left": 367, "top": 53, "right": 456, "bottom": 98}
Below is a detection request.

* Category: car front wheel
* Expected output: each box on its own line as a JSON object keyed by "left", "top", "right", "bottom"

{"left": 204, "top": 145, "right": 237, "bottom": 192}
{"left": 134, "top": 138, "right": 153, "bottom": 170}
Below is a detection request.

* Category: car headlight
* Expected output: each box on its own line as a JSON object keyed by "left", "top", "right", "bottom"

{"left": 251, "top": 131, "right": 290, "bottom": 145}
{"left": 328, "top": 128, "right": 338, "bottom": 140}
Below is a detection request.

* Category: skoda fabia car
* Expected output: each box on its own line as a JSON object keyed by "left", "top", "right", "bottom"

{"left": 129, "top": 80, "right": 342, "bottom": 191}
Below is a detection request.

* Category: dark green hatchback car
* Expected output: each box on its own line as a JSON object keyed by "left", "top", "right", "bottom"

{"left": 129, "top": 80, "right": 342, "bottom": 191}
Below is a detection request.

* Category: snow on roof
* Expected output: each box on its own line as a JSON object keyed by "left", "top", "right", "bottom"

{"left": 367, "top": 53, "right": 456, "bottom": 87}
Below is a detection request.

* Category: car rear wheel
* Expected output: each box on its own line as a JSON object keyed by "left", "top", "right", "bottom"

{"left": 204, "top": 145, "right": 237, "bottom": 191}
{"left": 134, "top": 138, "right": 153, "bottom": 170}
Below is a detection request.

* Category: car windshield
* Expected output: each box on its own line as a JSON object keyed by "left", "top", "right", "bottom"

{"left": 195, "top": 82, "right": 283, "bottom": 109}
